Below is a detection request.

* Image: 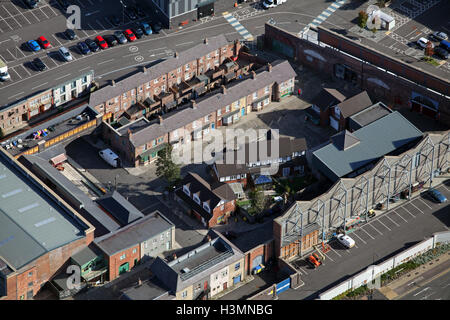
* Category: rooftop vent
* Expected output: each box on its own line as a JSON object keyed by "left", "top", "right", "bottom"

{"left": 181, "top": 267, "right": 190, "bottom": 274}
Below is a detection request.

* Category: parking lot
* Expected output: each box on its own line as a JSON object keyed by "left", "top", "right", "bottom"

{"left": 281, "top": 181, "right": 450, "bottom": 300}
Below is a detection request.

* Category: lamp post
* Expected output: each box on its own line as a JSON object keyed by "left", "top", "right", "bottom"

{"left": 119, "top": 0, "right": 126, "bottom": 24}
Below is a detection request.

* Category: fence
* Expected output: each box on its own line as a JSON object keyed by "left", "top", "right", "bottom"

{"left": 318, "top": 231, "right": 450, "bottom": 300}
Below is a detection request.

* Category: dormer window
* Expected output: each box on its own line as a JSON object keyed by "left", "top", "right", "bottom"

{"left": 183, "top": 185, "right": 190, "bottom": 196}
{"left": 193, "top": 194, "right": 201, "bottom": 205}
{"left": 203, "top": 202, "right": 210, "bottom": 213}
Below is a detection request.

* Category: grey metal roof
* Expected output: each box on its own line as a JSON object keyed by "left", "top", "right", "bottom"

{"left": 96, "top": 191, "right": 144, "bottom": 227}
{"left": 71, "top": 244, "right": 102, "bottom": 267}
{"left": 349, "top": 102, "right": 392, "bottom": 128}
{"left": 227, "top": 221, "right": 273, "bottom": 253}
{"left": 94, "top": 210, "right": 174, "bottom": 256}
{"left": 312, "top": 111, "right": 423, "bottom": 181}
{"left": 126, "top": 60, "right": 296, "bottom": 147}
{"left": 330, "top": 130, "right": 360, "bottom": 151}
{"left": 89, "top": 35, "right": 230, "bottom": 108}
{"left": 0, "top": 151, "right": 88, "bottom": 271}
{"left": 21, "top": 154, "right": 121, "bottom": 233}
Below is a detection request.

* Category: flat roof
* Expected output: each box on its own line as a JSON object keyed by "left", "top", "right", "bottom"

{"left": 313, "top": 111, "right": 423, "bottom": 180}
{"left": 0, "top": 150, "right": 88, "bottom": 271}
{"left": 121, "top": 277, "right": 170, "bottom": 300}
{"left": 350, "top": 102, "right": 392, "bottom": 128}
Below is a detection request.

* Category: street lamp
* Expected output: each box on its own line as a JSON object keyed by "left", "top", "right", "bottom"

{"left": 119, "top": 0, "right": 127, "bottom": 24}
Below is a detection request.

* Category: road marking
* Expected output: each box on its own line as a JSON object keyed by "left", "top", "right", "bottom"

{"left": 420, "top": 291, "right": 435, "bottom": 300}
{"left": 368, "top": 223, "right": 383, "bottom": 235}
{"left": 323, "top": 251, "right": 335, "bottom": 262}
{"left": 98, "top": 59, "right": 115, "bottom": 65}
{"left": 351, "top": 231, "right": 367, "bottom": 244}
{"left": 176, "top": 41, "right": 194, "bottom": 47}
{"left": 19, "top": 65, "right": 32, "bottom": 76}
{"left": 96, "top": 19, "right": 107, "bottom": 30}
{"left": 46, "top": 3, "right": 58, "bottom": 16}
{"left": 31, "top": 82, "right": 48, "bottom": 90}
{"left": 393, "top": 210, "right": 409, "bottom": 222}
{"left": 39, "top": 7, "right": 49, "bottom": 19}
{"left": 410, "top": 201, "right": 425, "bottom": 214}
{"left": 376, "top": 218, "right": 392, "bottom": 231}
{"left": 299, "top": 267, "right": 308, "bottom": 275}
{"left": 55, "top": 74, "right": 71, "bottom": 81}
{"left": 329, "top": 246, "right": 342, "bottom": 257}
{"left": 417, "top": 198, "right": 433, "bottom": 210}
{"left": 3, "top": 5, "right": 22, "bottom": 28}
{"left": 19, "top": 11, "right": 32, "bottom": 25}
{"left": 148, "top": 47, "right": 167, "bottom": 52}
{"left": 29, "top": 9, "right": 40, "bottom": 22}
{"left": 400, "top": 206, "right": 416, "bottom": 218}
{"left": 360, "top": 227, "right": 376, "bottom": 239}
{"left": 52, "top": 34, "right": 63, "bottom": 46}
{"left": 79, "top": 66, "right": 91, "bottom": 71}
{"left": 413, "top": 287, "right": 429, "bottom": 297}
{"left": 386, "top": 214, "right": 400, "bottom": 227}
{"left": 9, "top": 68, "right": 22, "bottom": 79}
{"left": 8, "top": 91, "right": 25, "bottom": 99}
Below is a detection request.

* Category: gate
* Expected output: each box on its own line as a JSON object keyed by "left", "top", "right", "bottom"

{"left": 276, "top": 277, "right": 290, "bottom": 294}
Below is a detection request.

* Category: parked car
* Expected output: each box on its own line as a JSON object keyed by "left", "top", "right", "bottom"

{"left": 77, "top": 41, "right": 90, "bottom": 54}
{"left": 96, "top": 35, "right": 108, "bottom": 49}
{"left": 417, "top": 37, "right": 433, "bottom": 49}
{"left": 123, "top": 29, "right": 137, "bottom": 42}
{"left": 132, "top": 26, "right": 144, "bottom": 39}
{"left": 109, "top": 15, "right": 121, "bottom": 27}
{"left": 151, "top": 21, "right": 162, "bottom": 33}
{"left": 32, "top": 58, "right": 47, "bottom": 71}
{"left": 27, "top": 40, "right": 41, "bottom": 52}
{"left": 58, "top": 46, "right": 73, "bottom": 61}
{"left": 432, "top": 31, "right": 448, "bottom": 41}
{"left": 114, "top": 31, "right": 128, "bottom": 44}
{"left": 38, "top": 36, "right": 51, "bottom": 49}
{"left": 57, "top": 0, "right": 70, "bottom": 10}
{"left": 434, "top": 47, "right": 449, "bottom": 59}
{"left": 64, "top": 29, "right": 76, "bottom": 40}
{"left": 125, "top": 7, "right": 137, "bottom": 20}
{"left": 306, "top": 253, "right": 322, "bottom": 268}
{"left": 85, "top": 38, "right": 99, "bottom": 52}
{"left": 140, "top": 22, "right": 153, "bottom": 35}
{"left": 104, "top": 35, "right": 118, "bottom": 47}
{"left": 336, "top": 234, "right": 355, "bottom": 248}
{"left": 23, "top": 0, "right": 38, "bottom": 9}
{"left": 428, "top": 188, "right": 447, "bottom": 203}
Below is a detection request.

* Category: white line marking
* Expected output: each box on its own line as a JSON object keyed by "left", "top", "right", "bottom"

{"left": 31, "top": 82, "right": 48, "bottom": 90}
{"left": 8, "top": 91, "right": 25, "bottom": 99}
{"left": 79, "top": 66, "right": 91, "bottom": 71}
{"left": 351, "top": 232, "right": 367, "bottom": 244}
{"left": 97, "top": 59, "right": 115, "bottom": 65}
{"left": 19, "top": 65, "right": 31, "bottom": 76}
{"left": 394, "top": 210, "right": 409, "bottom": 223}
{"left": 29, "top": 9, "right": 40, "bottom": 22}
{"left": 9, "top": 68, "right": 22, "bottom": 79}
{"left": 19, "top": 11, "right": 32, "bottom": 25}
{"left": 323, "top": 251, "right": 335, "bottom": 262}
{"left": 39, "top": 8, "right": 49, "bottom": 19}
{"left": 46, "top": 3, "right": 58, "bottom": 16}
{"left": 176, "top": 41, "right": 194, "bottom": 47}
{"left": 386, "top": 214, "right": 400, "bottom": 227}
{"left": 410, "top": 201, "right": 425, "bottom": 214}
{"left": 413, "top": 287, "right": 429, "bottom": 297}
{"left": 52, "top": 34, "right": 63, "bottom": 46}
{"left": 368, "top": 223, "right": 383, "bottom": 235}
{"left": 299, "top": 267, "right": 308, "bottom": 275}
{"left": 360, "top": 227, "right": 376, "bottom": 239}
{"left": 96, "top": 19, "right": 107, "bottom": 30}
{"left": 329, "top": 246, "right": 342, "bottom": 257}
{"left": 399, "top": 206, "right": 416, "bottom": 218}
{"left": 417, "top": 198, "right": 433, "bottom": 210}
{"left": 376, "top": 218, "right": 392, "bottom": 231}
{"left": 3, "top": 5, "right": 22, "bottom": 28}
{"left": 55, "top": 74, "right": 71, "bottom": 81}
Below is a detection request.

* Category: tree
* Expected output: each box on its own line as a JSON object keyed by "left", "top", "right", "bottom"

{"left": 424, "top": 41, "right": 434, "bottom": 57}
{"left": 358, "top": 11, "right": 368, "bottom": 28}
{"left": 155, "top": 144, "right": 180, "bottom": 187}
{"left": 249, "top": 186, "right": 267, "bottom": 213}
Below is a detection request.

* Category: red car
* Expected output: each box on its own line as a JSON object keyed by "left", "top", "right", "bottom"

{"left": 38, "top": 36, "right": 51, "bottom": 49}
{"left": 123, "top": 29, "right": 136, "bottom": 42}
{"left": 95, "top": 35, "right": 109, "bottom": 49}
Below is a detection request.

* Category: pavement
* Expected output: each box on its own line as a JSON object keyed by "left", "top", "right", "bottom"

{"left": 0, "top": 0, "right": 333, "bottom": 108}
{"left": 378, "top": 250, "right": 450, "bottom": 300}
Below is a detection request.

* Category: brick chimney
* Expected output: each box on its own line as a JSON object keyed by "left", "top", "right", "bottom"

{"left": 158, "top": 115, "right": 163, "bottom": 124}
{"left": 174, "top": 51, "right": 179, "bottom": 58}
{"left": 251, "top": 71, "right": 256, "bottom": 79}
{"left": 172, "top": 253, "right": 177, "bottom": 260}
{"left": 111, "top": 80, "right": 115, "bottom": 87}
{"left": 221, "top": 85, "right": 227, "bottom": 95}
{"left": 207, "top": 235, "right": 211, "bottom": 242}
{"left": 191, "top": 99, "right": 197, "bottom": 109}
{"left": 267, "top": 63, "right": 272, "bottom": 72}
{"left": 204, "top": 38, "right": 208, "bottom": 44}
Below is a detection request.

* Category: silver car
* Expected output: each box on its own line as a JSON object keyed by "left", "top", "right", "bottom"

{"left": 432, "top": 31, "right": 448, "bottom": 41}
{"left": 59, "top": 46, "right": 73, "bottom": 61}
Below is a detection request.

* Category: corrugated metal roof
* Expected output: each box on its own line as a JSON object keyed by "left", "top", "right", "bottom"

{"left": 312, "top": 111, "right": 423, "bottom": 180}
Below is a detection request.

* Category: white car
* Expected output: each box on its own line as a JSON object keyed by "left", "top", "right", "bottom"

{"left": 337, "top": 234, "right": 355, "bottom": 248}
{"left": 262, "top": 0, "right": 286, "bottom": 9}
{"left": 59, "top": 46, "right": 73, "bottom": 61}
{"left": 432, "top": 31, "right": 448, "bottom": 41}
{"left": 417, "top": 37, "right": 433, "bottom": 49}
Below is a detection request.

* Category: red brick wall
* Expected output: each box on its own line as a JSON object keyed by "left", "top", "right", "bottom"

{"left": 107, "top": 244, "right": 141, "bottom": 281}
{"left": 208, "top": 200, "right": 236, "bottom": 227}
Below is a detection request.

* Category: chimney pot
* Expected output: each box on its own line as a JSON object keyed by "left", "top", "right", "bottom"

{"left": 174, "top": 51, "right": 179, "bottom": 58}
{"left": 158, "top": 115, "right": 163, "bottom": 124}
{"left": 267, "top": 63, "right": 272, "bottom": 72}
{"left": 251, "top": 71, "right": 256, "bottom": 79}
{"left": 143, "top": 66, "right": 147, "bottom": 74}
{"left": 207, "top": 235, "right": 211, "bottom": 242}
{"left": 221, "top": 85, "right": 226, "bottom": 95}
{"left": 173, "top": 253, "right": 177, "bottom": 260}
{"left": 111, "top": 80, "right": 115, "bottom": 87}
{"left": 204, "top": 38, "right": 208, "bottom": 44}
{"left": 191, "top": 100, "right": 197, "bottom": 109}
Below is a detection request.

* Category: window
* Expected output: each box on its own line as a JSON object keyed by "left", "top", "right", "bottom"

{"left": 139, "top": 86, "right": 143, "bottom": 92}
{"left": 185, "top": 64, "right": 190, "bottom": 71}
{"left": 235, "top": 263, "right": 240, "bottom": 271}
{"left": 132, "top": 248, "right": 137, "bottom": 254}
{"left": 158, "top": 137, "right": 163, "bottom": 143}
{"left": 172, "top": 129, "right": 178, "bottom": 139}
{"left": 182, "top": 290, "right": 187, "bottom": 298}
{"left": 204, "top": 115, "right": 209, "bottom": 122}
{"left": 154, "top": 79, "right": 159, "bottom": 84}
{"left": 215, "top": 50, "right": 219, "bottom": 55}
{"left": 253, "top": 92, "right": 257, "bottom": 100}
{"left": 166, "top": 231, "right": 170, "bottom": 238}
{"left": 123, "top": 92, "right": 127, "bottom": 98}
{"left": 28, "top": 282, "right": 33, "bottom": 287}
{"left": 143, "top": 144, "right": 147, "bottom": 151}
{"left": 131, "top": 89, "right": 135, "bottom": 95}
{"left": 193, "top": 194, "right": 201, "bottom": 205}
{"left": 184, "top": 73, "right": 190, "bottom": 81}
{"left": 225, "top": 105, "right": 230, "bottom": 113}
{"left": 120, "top": 254, "right": 126, "bottom": 260}
{"left": 199, "top": 58, "right": 203, "bottom": 63}
{"left": 60, "top": 86, "right": 66, "bottom": 93}
{"left": 146, "top": 82, "right": 150, "bottom": 89}
{"left": 203, "top": 202, "right": 210, "bottom": 213}
{"left": 223, "top": 47, "right": 227, "bottom": 53}
{"left": 28, "top": 272, "right": 33, "bottom": 277}
{"left": 217, "top": 109, "right": 221, "bottom": 116}
{"left": 192, "top": 120, "right": 198, "bottom": 129}
{"left": 265, "top": 86, "right": 269, "bottom": 94}
{"left": 82, "top": 76, "right": 88, "bottom": 84}
{"left": 207, "top": 53, "right": 210, "bottom": 59}
{"left": 413, "top": 152, "right": 421, "bottom": 168}
{"left": 183, "top": 185, "right": 190, "bottom": 196}
{"left": 152, "top": 139, "right": 156, "bottom": 146}
{"left": 177, "top": 67, "right": 181, "bottom": 73}
{"left": 72, "top": 81, "right": 77, "bottom": 88}
{"left": 144, "top": 241, "right": 148, "bottom": 249}
{"left": 115, "top": 97, "right": 119, "bottom": 103}
{"left": 161, "top": 85, "right": 166, "bottom": 93}
{"left": 160, "top": 234, "right": 164, "bottom": 240}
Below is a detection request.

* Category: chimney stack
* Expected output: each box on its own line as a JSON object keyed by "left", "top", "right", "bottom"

{"left": 207, "top": 235, "right": 212, "bottom": 242}
{"left": 251, "top": 71, "right": 256, "bottom": 80}
{"left": 204, "top": 38, "right": 208, "bottom": 44}
{"left": 127, "top": 129, "right": 132, "bottom": 138}
{"left": 267, "top": 63, "right": 272, "bottom": 72}
{"left": 111, "top": 80, "right": 115, "bottom": 87}
{"left": 174, "top": 51, "right": 179, "bottom": 58}
{"left": 191, "top": 100, "right": 197, "bottom": 109}
{"left": 172, "top": 253, "right": 177, "bottom": 260}
{"left": 221, "top": 85, "right": 227, "bottom": 95}
{"left": 158, "top": 115, "right": 163, "bottom": 124}
{"left": 143, "top": 66, "right": 147, "bottom": 74}
{"left": 137, "top": 278, "right": 142, "bottom": 286}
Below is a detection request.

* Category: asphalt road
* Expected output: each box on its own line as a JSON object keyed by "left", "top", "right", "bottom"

{"left": 277, "top": 181, "right": 450, "bottom": 300}
{"left": 0, "top": 0, "right": 336, "bottom": 109}
{"left": 400, "top": 264, "right": 450, "bottom": 300}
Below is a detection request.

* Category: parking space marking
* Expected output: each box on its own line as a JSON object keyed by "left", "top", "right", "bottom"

{"left": 323, "top": 251, "right": 335, "bottom": 262}
{"left": 329, "top": 246, "right": 342, "bottom": 257}
{"left": 9, "top": 68, "right": 22, "bottom": 80}
{"left": 351, "top": 231, "right": 367, "bottom": 244}
{"left": 360, "top": 226, "right": 376, "bottom": 239}
{"left": 386, "top": 214, "right": 400, "bottom": 227}
{"left": 398, "top": 206, "right": 416, "bottom": 218}
{"left": 299, "top": 267, "right": 308, "bottom": 275}
{"left": 375, "top": 218, "right": 392, "bottom": 231}
{"left": 29, "top": 9, "right": 41, "bottom": 23}
{"left": 409, "top": 201, "right": 425, "bottom": 214}
{"left": 39, "top": 8, "right": 49, "bottom": 19}
{"left": 97, "top": 59, "right": 115, "bottom": 65}
{"left": 393, "top": 210, "right": 409, "bottom": 223}
{"left": 19, "top": 65, "right": 32, "bottom": 77}
{"left": 417, "top": 197, "right": 433, "bottom": 210}
{"left": 2, "top": 6, "right": 22, "bottom": 28}
{"left": 96, "top": 19, "right": 107, "bottom": 30}
{"left": 46, "top": 3, "right": 59, "bottom": 16}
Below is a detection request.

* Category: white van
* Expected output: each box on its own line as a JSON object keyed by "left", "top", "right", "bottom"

{"left": 99, "top": 148, "right": 120, "bottom": 167}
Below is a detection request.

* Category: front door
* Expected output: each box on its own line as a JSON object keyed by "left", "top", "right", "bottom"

{"left": 223, "top": 282, "right": 227, "bottom": 290}
{"left": 119, "top": 262, "right": 129, "bottom": 275}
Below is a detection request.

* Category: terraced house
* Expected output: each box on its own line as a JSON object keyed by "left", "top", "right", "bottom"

{"left": 101, "top": 59, "right": 296, "bottom": 166}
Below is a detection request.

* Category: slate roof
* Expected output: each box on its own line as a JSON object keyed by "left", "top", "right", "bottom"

{"left": 96, "top": 191, "right": 144, "bottom": 227}
{"left": 94, "top": 210, "right": 174, "bottom": 256}
{"left": 312, "top": 111, "right": 423, "bottom": 181}
{"left": 89, "top": 35, "right": 230, "bottom": 108}
{"left": 226, "top": 221, "right": 274, "bottom": 253}
{"left": 311, "top": 88, "right": 348, "bottom": 111}
{"left": 121, "top": 276, "right": 172, "bottom": 300}
{"left": 0, "top": 150, "right": 88, "bottom": 271}
{"left": 337, "top": 91, "right": 373, "bottom": 118}
{"left": 122, "top": 60, "right": 296, "bottom": 148}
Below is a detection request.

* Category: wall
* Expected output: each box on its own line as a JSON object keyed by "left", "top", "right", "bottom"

{"left": 107, "top": 244, "right": 140, "bottom": 281}
{"left": 318, "top": 232, "right": 450, "bottom": 300}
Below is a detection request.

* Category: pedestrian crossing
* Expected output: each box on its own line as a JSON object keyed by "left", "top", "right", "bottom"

{"left": 223, "top": 12, "right": 254, "bottom": 41}
{"left": 301, "top": 0, "right": 348, "bottom": 33}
